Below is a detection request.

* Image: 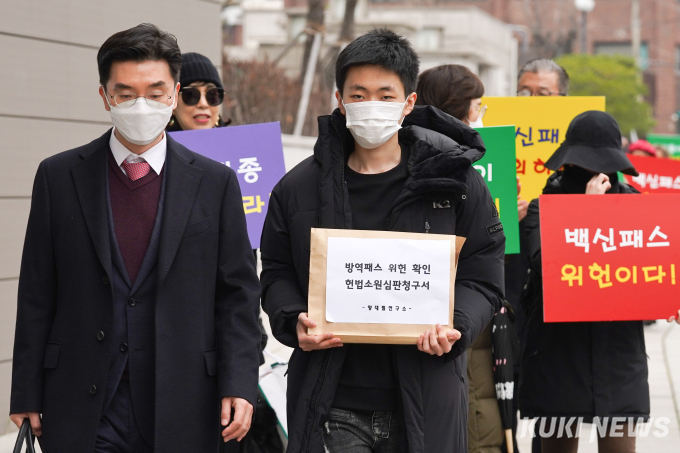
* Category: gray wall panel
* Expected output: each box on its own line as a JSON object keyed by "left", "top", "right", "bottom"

{"left": 0, "top": 0, "right": 221, "bottom": 64}
{"left": 0, "top": 281, "right": 18, "bottom": 362}
{"left": 0, "top": 200, "right": 30, "bottom": 280}
{"left": 0, "top": 117, "right": 110, "bottom": 197}
{"left": 0, "top": 1, "right": 221, "bottom": 124}
{"left": 0, "top": 362, "right": 12, "bottom": 434}
{"left": 0, "top": 34, "right": 107, "bottom": 122}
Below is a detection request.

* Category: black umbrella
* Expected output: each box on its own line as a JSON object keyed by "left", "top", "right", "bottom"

{"left": 491, "top": 301, "right": 521, "bottom": 453}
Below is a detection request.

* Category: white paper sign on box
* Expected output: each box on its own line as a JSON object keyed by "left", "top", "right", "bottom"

{"left": 325, "top": 237, "right": 451, "bottom": 325}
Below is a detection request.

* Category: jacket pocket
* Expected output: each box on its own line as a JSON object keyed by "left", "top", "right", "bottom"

{"left": 290, "top": 210, "right": 317, "bottom": 273}
{"left": 422, "top": 203, "right": 456, "bottom": 235}
{"left": 183, "top": 216, "right": 212, "bottom": 238}
{"left": 204, "top": 348, "right": 217, "bottom": 376}
{"left": 327, "top": 408, "right": 352, "bottom": 420}
{"left": 43, "top": 343, "right": 61, "bottom": 369}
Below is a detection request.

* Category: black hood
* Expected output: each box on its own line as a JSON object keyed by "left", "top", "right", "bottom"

{"left": 315, "top": 105, "right": 487, "bottom": 197}
{"left": 402, "top": 104, "right": 486, "bottom": 164}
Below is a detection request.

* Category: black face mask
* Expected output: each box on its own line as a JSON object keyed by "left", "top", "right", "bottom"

{"left": 561, "top": 165, "right": 619, "bottom": 194}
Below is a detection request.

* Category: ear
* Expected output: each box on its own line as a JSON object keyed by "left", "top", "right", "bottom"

{"left": 99, "top": 86, "right": 111, "bottom": 112}
{"left": 335, "top": 90, "right": 346, "bottom": 116}
{"left": 172, "top": 82, "right": 180, "bottom": 109}
{"left": 400, "top": 92, "right": 417, "bottom": 122}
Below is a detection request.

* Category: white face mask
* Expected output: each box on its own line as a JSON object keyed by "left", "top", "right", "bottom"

{"left": 105, "top": 91, "right": 174, "bottom": 146}
{"left": 468, "top": 104, "right": 487, "bottom": 129}
{"left": 343, "top": 99, "right": 408, "bottom": 149}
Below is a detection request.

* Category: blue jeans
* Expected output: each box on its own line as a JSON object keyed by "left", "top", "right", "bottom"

{"left": 323, "top": 408, "right": 408, "bottom": 453}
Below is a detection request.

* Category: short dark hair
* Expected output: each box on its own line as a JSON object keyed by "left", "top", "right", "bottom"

{"left": 97, "top": 23, "right": 182, "bottom": 87}
{"left": 518, "top": 58, "right": 570, "bottom": 95}
{"left": 335, "top": 28, "right": 419, "bottom": 96}
{"left": 415, "top": 64, "right": 484, "bottom": 121}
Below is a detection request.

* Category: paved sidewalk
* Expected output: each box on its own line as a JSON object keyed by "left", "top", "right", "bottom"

{"left": 1, "top": 321, "right": 678, "bottom": 452}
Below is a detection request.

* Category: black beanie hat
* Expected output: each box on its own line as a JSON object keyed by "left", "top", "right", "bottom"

{"left": 180, "top": 52, "right": 223, "bottom": 89}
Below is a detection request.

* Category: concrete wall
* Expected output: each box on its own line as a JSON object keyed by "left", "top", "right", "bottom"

{"left": 0, "top": 0, "right": 221, "bottom": 433}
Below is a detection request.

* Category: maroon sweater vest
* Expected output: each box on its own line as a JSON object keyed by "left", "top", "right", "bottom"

{"left": 108, "top": 152, "right": 163, "bottom": 283}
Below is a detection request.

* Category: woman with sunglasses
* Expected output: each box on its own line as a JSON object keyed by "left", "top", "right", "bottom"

{"left": 167, "top": 52, "right": 229, "bottom": 131}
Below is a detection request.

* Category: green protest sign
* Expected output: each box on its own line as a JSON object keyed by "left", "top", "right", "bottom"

{"left": 474, "top": 126, "right": 520, "bottom": 254}
{"left": 647, "top": 133, "right": 680, "bottom": 159}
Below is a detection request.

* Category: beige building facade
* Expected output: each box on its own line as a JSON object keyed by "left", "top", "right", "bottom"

{"left": 0, "top": 0, "right": 221, "bottom": 433}
{"left": 227, "top": 0, "right": 518, "bottom": 97}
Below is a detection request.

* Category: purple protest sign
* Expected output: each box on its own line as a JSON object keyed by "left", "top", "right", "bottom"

{"left": 169, "top": 122, "right": 286, "bottom": 248}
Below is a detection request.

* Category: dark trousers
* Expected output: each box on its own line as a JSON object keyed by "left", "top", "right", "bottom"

{"left": 322, "top": 408, "right": 407, "bottom": 453}
{"left": 95, "top": 380, "right": 153, "bottom": 453}
{"left": 542, "top": 430, "right": 636, "bottom": 453}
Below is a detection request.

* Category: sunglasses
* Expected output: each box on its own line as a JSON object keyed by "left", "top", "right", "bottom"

{"left": 180, "top": 87, "right": 225, "bottom": 106}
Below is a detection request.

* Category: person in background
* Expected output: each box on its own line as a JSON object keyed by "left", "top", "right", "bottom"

{"left": 517, "top": 58, "right": 569, "bottom": 98}
{"left": 416, "top": 64, "right": 505, "bottom": 453}
{"left": 519, "top": 111, "right": 649, "bottom": 453}
{"left": 416, "top": 64, "right": 484, "bottom": 127}
{"left": 9, "top": 24, "right": 261, "bottom": 452}
{"left": 654, "top": 144, "right": 671, "bottom": 158}
{"left": 621, "top": 136, "right": 630, "bottom": 153}
{"left": 627, "top": 139, "right": 657, "bottom": 158}
{"left": 515, "top": 58, "right": 570, "bottom": 222}
{"left": 167, "top": 52, "right": 230, "bottom": 131}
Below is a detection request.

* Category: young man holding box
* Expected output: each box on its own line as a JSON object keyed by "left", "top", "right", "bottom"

{"left": 260, "top": 29, "right": 505, "bottom": 452}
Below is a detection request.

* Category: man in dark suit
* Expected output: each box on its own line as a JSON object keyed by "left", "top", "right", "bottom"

{"left": 9, "top": 24, "right": 262, "bottom": 452}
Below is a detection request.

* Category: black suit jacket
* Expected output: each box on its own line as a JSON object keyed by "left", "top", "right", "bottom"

{"left": 10, "top": 129, "right": 262, "bottom": 452}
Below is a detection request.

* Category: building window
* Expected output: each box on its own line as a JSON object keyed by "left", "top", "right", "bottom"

{"left": 289, "top": 15, "right": 306, "bottom": 40}
{"left": 594, "top": 42, "right": 648, "bottom": 70}
{"left": 676, "top": 45, "right": 680, "bottom": 73}
{"left": 417, "top": 28, "right": 442, "bottom": 51}
{"left": 333, "top": 0, "right": 346, "bottom": 21}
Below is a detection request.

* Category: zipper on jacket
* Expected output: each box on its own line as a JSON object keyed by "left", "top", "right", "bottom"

{"left": 330, "top": 118, "right": 348, "bottom": 229}
{"left": 306, "top": 349, "right": 334, "bottom": 453}
{"left": 425, "top": 221, "right": 431, "bottom": 233}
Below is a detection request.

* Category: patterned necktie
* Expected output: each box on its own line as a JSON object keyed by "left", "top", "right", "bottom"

{"left": 120, "top": 160, "right": 151, "bottom": 181}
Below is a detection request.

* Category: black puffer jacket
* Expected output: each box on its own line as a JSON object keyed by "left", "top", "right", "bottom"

{"left": 518, "top": 172, "right": 650, "bottom": 422}
{"left": 260, "top": 106, "right": 505, "bottom": 452}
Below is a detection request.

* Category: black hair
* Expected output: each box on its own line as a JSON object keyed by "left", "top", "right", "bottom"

{"left": 97, "top": 23, "right": 182, "bottom": 87}
{"left": 335, "top": 28, "right": 419, "bottom": 96}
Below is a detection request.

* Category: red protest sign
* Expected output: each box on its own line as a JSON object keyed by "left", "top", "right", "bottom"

{"left": 540, "top": 194, "right": 680, "bottom": 322}
{"left": 622, "top": 155, "right": 680, "bottom": 193}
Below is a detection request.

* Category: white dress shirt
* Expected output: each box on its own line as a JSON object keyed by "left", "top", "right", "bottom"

{"left": 109, "top": 128, "right": 167, "bottom": 176}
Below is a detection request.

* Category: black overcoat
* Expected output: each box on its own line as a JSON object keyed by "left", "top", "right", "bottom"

{"left": 260, "top": 107, "right": 506, "bottom": 452}
{"left": 518, "top": 172, "right": 650, "bottom": 422}
{"left": 10, "top": 130, "right": 262, "bottom": 452}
